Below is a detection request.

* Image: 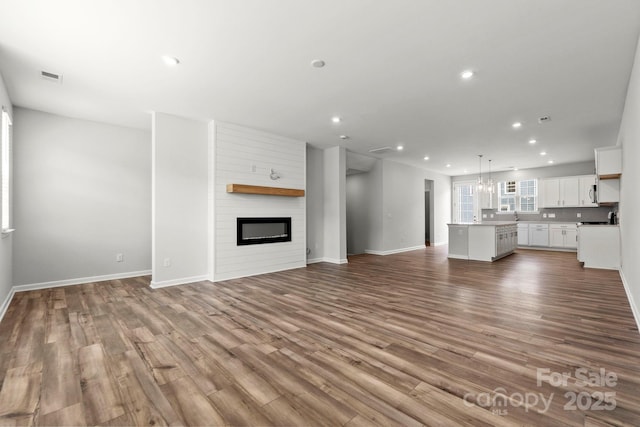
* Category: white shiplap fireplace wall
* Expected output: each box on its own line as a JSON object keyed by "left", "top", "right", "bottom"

{"left": 211, "top": 122, "right": 306, "bottom": 281}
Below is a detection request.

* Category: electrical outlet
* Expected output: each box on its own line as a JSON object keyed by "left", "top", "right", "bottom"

{"left": 250, "top": 164, "right": 256, "bottom": 173}
{"left": 548, "top": 213, "right": 556, "bottom": 218}
{"left": 490, "top": 214, "right": 494, "bottom": 218}
{"left": 163, "top": 258, "right": 171, "bottom": 267}
{"left": 543, "top": 213, "right": 547, "bottom": 218}
{"left": 577, "top": 212, "right": 582, "bottom": 218}
{"left": 482, "top": 214, "right": 487, "bottom": 218}
{"left": 116, "top": 253, "right": 124, "bottom": 262}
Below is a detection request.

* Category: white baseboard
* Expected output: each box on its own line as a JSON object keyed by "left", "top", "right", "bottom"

{"left": 213, "top": 263, "right": 308, "bottom": 282}
{"left": 13, "top": 270, "right": 152, "bottom": 292}
{"left": 365, "top": 245, "right": 425, "bottom": 256}
{"left": 150, "top": 275, "right": 210, "bottom": 289}
{"left": 306, "top": 257, "right": 348, "bottom": 265}
{"left": 0, "top": 270, "right": 152, "bottom": 324}
{"left": 0, "top": 287, "right": 17, "bottom": 324}
{"left": 619, "top": 268, "right": 640, "bottom": 333}
{"left": 432, "top": 241, "right": 447, "bottom": 247}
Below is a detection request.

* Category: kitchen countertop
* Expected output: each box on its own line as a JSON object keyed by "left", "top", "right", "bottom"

{"left": 448, "top": 221, "right": 517, "bottom": 226}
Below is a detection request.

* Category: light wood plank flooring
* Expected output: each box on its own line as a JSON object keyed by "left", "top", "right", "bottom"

{"left": 1, "top": 247, "right": 639, "bottom": 426}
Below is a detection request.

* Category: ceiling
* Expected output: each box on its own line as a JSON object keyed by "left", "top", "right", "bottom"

{"left": 1, "top": 1, "right": 639, "bottom": 176}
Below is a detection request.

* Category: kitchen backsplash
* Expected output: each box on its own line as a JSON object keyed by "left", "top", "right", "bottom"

{"left": 481, "top": 206, "right": 615, "bottom": 223}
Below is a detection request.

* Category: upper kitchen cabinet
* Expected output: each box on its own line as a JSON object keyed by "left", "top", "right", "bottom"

{"left": 595, "top": 146, "right": 622, "bottom": 178}
{"left": 540, "top": 177, "right": 579, "bottom": 207}
{"left": 595, "top": 146, "right": 621, "bottom": 204}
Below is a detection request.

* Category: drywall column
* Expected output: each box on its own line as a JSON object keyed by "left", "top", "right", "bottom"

{"left": 152, "top": 112, "right": 209, "bottom": 287}
{"left": 617, "top": 32, "right": 640, "bottom": 328}
{"left": 0, "top": 73, "right": 12, "bottom": 319}
{"left": 322, "top": 146, "right": 347, "bottom": 263}
{"left": 306, "top": 145, "right": 325, "bottom": 263}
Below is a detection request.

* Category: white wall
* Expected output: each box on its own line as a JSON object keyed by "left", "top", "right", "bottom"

{"left": 13, "top": 108, "right": 151, "bottom": 286}
{"left": 346, "top": 173, "right": 370, "bottom": 255}
{"left": 345, "top": 157, "right": 449, "bottom": 256}
{"left": 0, "top": 72, "right": 13, "bottom": 317}
{"left": 306, "top": 145, "right": 324, "bottom": 262}
{"left": 380, "top": 160, "right": 450, "bottom": 251}
{"left": 152, "top": 112, "right": 208, "bottom": 287}
{"left": 617, "top": 34, "right": 640, "bottom": 328}
{"left": 346, "top": 159, "right": 383, "bottom": 255}
{"left": 322, "top": 146, "right": 347, "bottom": 263}
{"left": 212, "top": 122, "right": 306, "bottom": 281}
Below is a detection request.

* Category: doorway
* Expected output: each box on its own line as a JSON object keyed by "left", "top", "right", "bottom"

{"left": 425, "top": 180, "right": 434, "bottom": 246}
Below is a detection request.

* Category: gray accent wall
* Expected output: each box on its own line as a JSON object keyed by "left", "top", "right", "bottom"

{"left": 13, "top": 108, "right": 151, "bottom": 286}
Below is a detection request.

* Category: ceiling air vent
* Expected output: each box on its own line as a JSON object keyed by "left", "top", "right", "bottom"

{"left": 538, "top": 115, "right": 551, "bottom": 124}
{"left": 40, "top": 70, "right": 63, "bottom": 84}
{"left": 369, "top": 146, "right": 392, "bottom": 154}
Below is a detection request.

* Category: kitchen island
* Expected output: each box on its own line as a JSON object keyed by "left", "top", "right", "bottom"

{"left": 448, "top": 222, "right": 518, "bottom": 261}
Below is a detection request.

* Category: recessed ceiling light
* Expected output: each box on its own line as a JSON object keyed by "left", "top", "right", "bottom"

{"left": 513, "top": 168, "right": 519, "bottom": 171}
{"left": 548, "top": 160, "right": 554, "bottom": 164}
{"left": 332, "top": 116, "right": 341, "bottom": 124}
{"left": 529, "top": 139, "right": 537, "bottom": 144}
{"left": 162, "top": 55, "right": 180, "bottom": 66}
{"left": 339, "top": 135, "right": 349, "bottom": 140}
{"left": 463, "top": 169, "right": 468, "bottom": 173}
{"left": 461, "top": 70, "right": 474, "bottom": 79}
{"left": 311, "top": 59, "right": 326, "bottom": 68}
{"left": 512, "top": 122, "right": 522, "bottom": 129}
{"left": 446, "top": 164, "right": 452, "bottom": 168}
{"left": 423, "top": 156, "right": 429, "bottom": 160}
{"left": 540, "top": 151, "right": 547, "bottom": 156}
{"left": 396, "top": 145, "right": 404, "bottom": 151}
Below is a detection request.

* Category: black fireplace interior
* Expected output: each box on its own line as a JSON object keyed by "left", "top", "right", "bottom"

{"left": 237, "top": 217, "right": 292, "bottom": 245}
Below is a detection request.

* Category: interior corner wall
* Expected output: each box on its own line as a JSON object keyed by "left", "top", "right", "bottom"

{"left": 617, "top": 33, "right": 640, "bottom": 328}
{"left": 381, "top": 160, "right": 451, "bottom": 251}
{"left": 12, "top": 108, "right": 151, "bottom": 287}
{"left": 323, "top": 146, "right": 347, "bottom": 263}
{"left": 212, "top": 122, "right": 306, "bottom": 281}
{"left": 152, "top": 112, "right": 208, "bottom": 287}
{"left": 306, "top": 145, "right": 325, "bottom": 262}
{"left": 346, "top": 159, "right": 383, "bottom": 255}
{"left": 0, "top": 72, "right": 13, "bottom": 316}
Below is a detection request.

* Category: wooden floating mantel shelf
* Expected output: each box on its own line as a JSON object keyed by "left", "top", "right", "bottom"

{"left": 226, "top": 184, "right": 305, "bottom": 197}
{"left": 598, "top": 173, "right": 622, "bottom": 180}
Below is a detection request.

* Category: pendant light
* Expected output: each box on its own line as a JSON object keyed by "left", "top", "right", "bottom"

{"left": 487, "top": 159, "right": 495, "bottom": 195}
{"left": 476, "top": 154, "right": 485, "bottom": 192}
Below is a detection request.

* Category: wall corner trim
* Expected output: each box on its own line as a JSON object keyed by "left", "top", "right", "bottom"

{"left": 364, "top": 245, "right": 425, "bottom": 256}
{"left": 150, "top": 275, "right": 211, "bottom": 289}
{"left": 619, "top": 268, "right": 640, "bottom": 334}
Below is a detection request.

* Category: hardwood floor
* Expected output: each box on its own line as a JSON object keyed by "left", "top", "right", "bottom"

{"left": 1, "top": 246, "right": 639, "bottom": 426}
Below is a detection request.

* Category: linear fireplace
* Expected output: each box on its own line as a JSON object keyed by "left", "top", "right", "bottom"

{"left": 237, "top": 217, "right": 292, "bottom": 246}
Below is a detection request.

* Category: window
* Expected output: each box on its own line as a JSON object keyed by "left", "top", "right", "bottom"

{"left": 498, "top": 178, "right": 537, "bottom": 212}
{"left": 518, "top": 179, "right": 537, "bottom": 212}
{"left": 1, "top": 109, "right": 12, "bottom": 232}
{"left": 453, "top": 182, "right": 477, "bottom": 223}
{"left": 498, "top": 182, "right": 516, "bottom": 212}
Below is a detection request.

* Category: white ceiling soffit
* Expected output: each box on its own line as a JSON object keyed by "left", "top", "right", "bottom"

{"left": 1, "top": 0, "right": 639, "bottom": 176}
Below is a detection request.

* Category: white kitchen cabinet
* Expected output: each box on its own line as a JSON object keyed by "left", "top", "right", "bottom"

{"left": 447, "top": 225, "right": 469, "bottom": 259}
{"left": 595, "top": 146, "right": 622, "bottom": 177}
{"left": 597, "top": 178, "right": 620, "bottom": 204}
{"left": 578, "top": 175, "right": 598, "bottom": 207}
{"left": 540, "top": 177, "right": 580, "bottom": 207}
{"left": 595, "top": 146, "right": 621, "bottom": 205}
{"left": 449, "top": 222, "right": 517, "bottom": 262}
{"left": 549, "top": 223, "right": 577, "bottom": 249}
{"left": 577, "top": 225, "right": 620, "bottom": 269}
{"left": 517, "top": 223, "right": 529, "bottom": 246}
{"left": 529, "top": 223, "right": 549, "bottom": 246}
